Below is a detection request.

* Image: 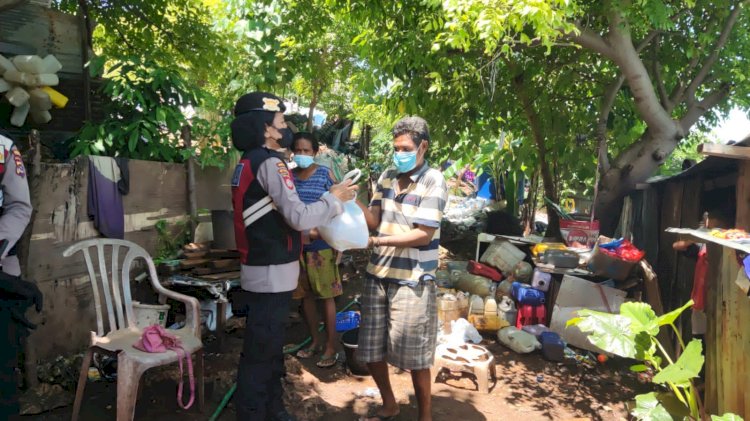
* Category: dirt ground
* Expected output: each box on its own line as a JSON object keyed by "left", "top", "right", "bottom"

{"left": 26, "top": 249, "right": 647, "bottom": 421}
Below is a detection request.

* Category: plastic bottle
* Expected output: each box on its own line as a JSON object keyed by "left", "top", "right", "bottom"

{"left": 30, "top": 110, "right": 51, "bottom": 124}
{"left": 6, "top": 86, "right": 30, "bottom": 107}
{"left": 30, "top": 73, "right": 59, "bottom": 87}
{"left": 29, "top": 89, "right": 52, "bottom": 111}
{"left": 10, "top": 101, "right": 30, "bottom": 127}
{"left": 12, "top": 55, "right": 44, "bottom": 73}
{"left": 3, "top": 69, "right": 29, "bottom": 85}
{"left": 0, "top": 54, "right": 15, "bottom": 75}
{"left": 41, "top": 55, "right": 62, "bottom": 74}
{"left": 0, "top": 78, "right": 9, "bottom": 94}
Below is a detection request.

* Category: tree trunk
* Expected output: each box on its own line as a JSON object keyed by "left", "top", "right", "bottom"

{"left": 306, "top": 88, "right": 320, "bottom": 132}
{"left": 595, "top": 128, "right": 681, "bottom": 234}
{"left": 513, "top": 72, "right": 561, "bottom": 240}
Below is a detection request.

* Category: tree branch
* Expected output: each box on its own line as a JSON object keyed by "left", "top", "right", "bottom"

{"left": 635, "top": 30, "right": 660, "bottom": 53}
{"left": 650, "top": 36, "right": 671, "bottom": 110}
{"left": 568, "top": 25, "right": 615, "bottom": 59}
{"left": 679, "top": 83, "right": 732, "bottom": 132}
{"left": 683, "top": 2, "right": 746, "bottom": 102}
{"left": 596, "top": 74, "right": 625, "bottom": 174}
{"left": 604, "top": 6, "right": 679, "bottom": 137}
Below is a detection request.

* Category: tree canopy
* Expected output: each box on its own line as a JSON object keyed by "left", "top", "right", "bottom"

{"left": 49, "top": 0, "right": 750, "bottom": 230}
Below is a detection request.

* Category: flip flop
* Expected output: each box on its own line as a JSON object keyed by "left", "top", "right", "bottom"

{"left": 316, "top": 352, "right": 339, "bottom": 368}
{"left": 296, "top": 344, "right": 321, "bottom": 359}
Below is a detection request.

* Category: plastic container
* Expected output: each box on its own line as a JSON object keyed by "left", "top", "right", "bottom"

{"left": 0, "top": 54, "right": 15, "bottom": 75}
{"left": 531, "top": 269, "right": 552, "bottom": 292}
{"left": 446, "top": 260, "right": 469, "bottom": 272}
{"left": 133, "top": 301, "right": 169, "bottom": 328}
{"left": 438, "top": 294, "right": 468, "bottom": 333}
{"left": 540, "top": 332, "right": 565, "bottom": 362}
{"left": 522, "top": 324, "right": 551, "bottom": 338}
{"left": 497, "top": 326, "right": 541, "bottom": 354}
{"left": 531, "top": 242, "right": 567, "bottom": 257}
{"left": 435, "top": 270, "right": 454, "bottom": 288}
{"left": 0, "top": 78, "right": 10, "bottom": 93}
{"left": 468, "top": 260, "right": 503, "bottom": 281}
{"left": 10, "top": 101, "right": 29, "bottom": 127}
{"left": 496, "top": 280, "right": 513, "bottom": 297}
{"left": 480, "top": 241, "right": 526, "bottom": 274}
{"left": 30, "top": 110, "right": 51, "bottom": 124}
{"left": 341, "top": 328, "right": 370, "bottom": 376}
{"left": 513, "top": 262, "right": 533, "bottom": 282}
{"left": 41, "top": 55, "right": 62, "bottom": 74}
{"left": 540, "top": 249, "right": 580, "bottom": 268}
{"left": 469, "top": 295, "right": 485, "bottom": 314}
{"left": 3, "top": 69, "right": 29, "bottom": 85}
{"left": 41, "top": 86, "right": 68, "bottom": 108}
{"left": 6, "top": 86, "right": 30, "bottom": 107}
{"left": 29, "top": 89, "right": 51, "bottom": 111}
{"left": 335, "top": 311, "right": 361, "bottom": 332}
{"left": 587, "top": 242, "right": 638, "bottom": 281}
{"left": 29, "top": 73, "right": 59, "bottom": 87}
{"left": 12, "top": 55, "right": 44, "bottom": 73}
{"left": 512, "top": 282, "right": 546, "bottom": 305}
{"left": 455, "top": 272, "right": 493, "bottom": 297}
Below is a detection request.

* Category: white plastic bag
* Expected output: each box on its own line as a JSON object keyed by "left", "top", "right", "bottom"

{"left": 318, "top": 169, "right": 369, "bottom": 251}
{"left": 447, "top": 318, "right": 482, "bottom": 344}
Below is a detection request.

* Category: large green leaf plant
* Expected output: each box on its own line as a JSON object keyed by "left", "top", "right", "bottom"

{"left": 568, "top": 301, "right": 742, "bottom": 421}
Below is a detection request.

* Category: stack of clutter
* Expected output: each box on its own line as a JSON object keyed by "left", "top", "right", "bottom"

{"left": 0, "top": 54, "right": 68, "bottom": 127}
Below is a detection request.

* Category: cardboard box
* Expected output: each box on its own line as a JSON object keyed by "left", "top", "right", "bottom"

{"left": 550, "top": 275, "right": 627, "bottom": 353}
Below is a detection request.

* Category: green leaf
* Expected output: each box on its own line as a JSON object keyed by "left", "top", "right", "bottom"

{"left": 657, "top": 300, "right": 693, "bottom": 326}
{"left": 128, "top": 130, "right": 139, "bottom": 153}
{"left": 711, "top": 413, "right": 744, "bottom": 421}
{"left": 652, "top": 339, "right": 704, "bottom": 387}
{"left": 631, "top": 392, "right": 672, "bottom": 421}
{"left": 630, "top": 364, "right": 649, "bottom": 372}
{"left": 568, "top": 309, "right": 637, "bottom": 358}
{"left": 620, "top": 302, "right": 660, "bottom": 336}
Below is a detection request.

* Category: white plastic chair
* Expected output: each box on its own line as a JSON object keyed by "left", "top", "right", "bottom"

{"left": 63, "top": 239, "right": 204, "bottom": 420}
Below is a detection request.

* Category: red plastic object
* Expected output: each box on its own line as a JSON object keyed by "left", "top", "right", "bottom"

{"left": 515, "top": 304, "right": 546, "bottom": 329}
{"left": 467, "top": 260, "right": 503, "bottom": 281}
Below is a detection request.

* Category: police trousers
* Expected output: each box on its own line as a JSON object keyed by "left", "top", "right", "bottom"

{"left": 235, "top": 290, "right": 292, "bottom": 420}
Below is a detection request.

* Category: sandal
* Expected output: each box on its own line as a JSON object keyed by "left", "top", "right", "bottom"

{"left": 316, "top": 352, "right": 339, "bottom": 368}
{"left": 296, "top": 344, "right": 321, "bottom": 359}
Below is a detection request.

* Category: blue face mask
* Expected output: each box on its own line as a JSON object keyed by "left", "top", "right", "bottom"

{"left": 293, "top": 154, "right": 315, "bottom": 169}
{"left": 393, "top": 151, "right": 418, "bottom": 173}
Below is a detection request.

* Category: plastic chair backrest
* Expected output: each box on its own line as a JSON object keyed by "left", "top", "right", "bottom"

{"left": 62, "top": 239, "right": 157, "bottom": 337}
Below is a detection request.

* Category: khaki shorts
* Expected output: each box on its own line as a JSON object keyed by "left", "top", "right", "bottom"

{"left": 357, "top": 276, "right": 438, "bottom": 370}
{"left": 292, "top": 249, "right": 342, "bottom": 300}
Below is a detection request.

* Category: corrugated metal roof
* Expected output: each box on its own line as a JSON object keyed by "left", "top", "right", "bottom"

{"left": 646, "top": 137, "right": 749, "bottom": 184}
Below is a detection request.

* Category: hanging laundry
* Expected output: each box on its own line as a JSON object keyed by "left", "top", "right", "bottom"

{"left": 87, "top": 156, "right": 129, "bottom": 239}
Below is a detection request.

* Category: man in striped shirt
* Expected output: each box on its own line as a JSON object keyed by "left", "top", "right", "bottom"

{"left": 356, "top": 116, "right": 447, "bottom": 421}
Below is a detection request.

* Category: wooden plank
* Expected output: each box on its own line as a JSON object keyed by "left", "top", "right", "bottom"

{"left": 641, "top": 187, "right": 660, "bottom": 266}
{"left": 178, "top": 259, "right": 211, "bottom": 269}
{"left": 737, "top": 161, "right": 750, "bottom": 230}
{"left": 674, "top": 176, "right": 702, "bottom": 340}
{"left": 199, "top": 271, "right": 241, "bottom": 281}
{"left": 638, "top": 260, "right": 673, "bottom": 357}
{"left": 206, "top": 249, "right": 240, "bottom": 259}
{"left": 699, "top": 143, "right": 750, "bottom": 160}
{"left": 703, "top": 172, "right": 738, "bottom": 191}
{"left": 656, "top": 182, "right": 684, "bottom": 312}
{"left": 209, "top": 259, "right": 240, "bottom": 269}
{"left": 704, "top": 244, "right": 721, "bottom": 414}
{"left": 192, "top": 265, "right": 240, "bottom": 276}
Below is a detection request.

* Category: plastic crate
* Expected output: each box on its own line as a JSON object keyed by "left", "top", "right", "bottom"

{"left": 335, "top": 311, "right": 361, "bottom": 332}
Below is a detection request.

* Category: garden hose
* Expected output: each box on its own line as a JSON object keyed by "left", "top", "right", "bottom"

{"left": 208, "top": 295, "right": 361, "bottom": 421}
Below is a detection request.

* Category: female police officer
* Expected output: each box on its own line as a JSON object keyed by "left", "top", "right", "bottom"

{"left": 229, "top": 92, "right": 357, "bottom": 421}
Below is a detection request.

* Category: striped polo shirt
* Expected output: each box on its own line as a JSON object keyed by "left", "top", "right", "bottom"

{"left": 366, "top": 161, "right": 448, "bottom": 286}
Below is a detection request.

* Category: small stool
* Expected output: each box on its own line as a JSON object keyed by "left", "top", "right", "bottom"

{"left": 516, "top": 304, "right": 546, "bottom": 329}
{"left": 434, "top": 344, "right": 496, "bottom": 393}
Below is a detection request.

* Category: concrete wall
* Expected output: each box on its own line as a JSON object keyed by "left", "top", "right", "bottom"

{"left": 24, "top": 157, "right": 193, "bottom": 359}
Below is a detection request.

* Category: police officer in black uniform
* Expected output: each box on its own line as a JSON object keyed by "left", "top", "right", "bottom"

{"left": 229, "top": 93, "right": 356, "bottom": 421}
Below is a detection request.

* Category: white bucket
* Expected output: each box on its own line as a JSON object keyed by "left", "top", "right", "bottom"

{"left": 132, "top": 301, "right": 169, "bottom": 328}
